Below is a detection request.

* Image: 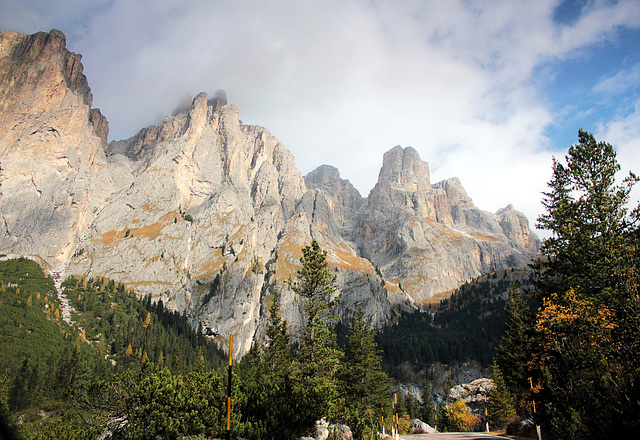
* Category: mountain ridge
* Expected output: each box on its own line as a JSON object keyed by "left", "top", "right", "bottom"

{"left": 0, "top": 29, "right": 539, "bottom": 355}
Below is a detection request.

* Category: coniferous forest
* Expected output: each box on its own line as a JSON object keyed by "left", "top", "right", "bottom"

{"left": 1, "top": 130, "right": 639, "bottom": 440}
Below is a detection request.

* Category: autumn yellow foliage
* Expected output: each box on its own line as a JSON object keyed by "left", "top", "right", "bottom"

{"left": 444, "top": 400, "right": 480, "bottom": 432}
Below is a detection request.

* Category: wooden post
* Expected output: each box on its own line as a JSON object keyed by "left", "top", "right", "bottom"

{"left": 484, "top": 394, "right": 490, "bottom": 433}
{"left": 227, "top": 335, "right": 233, "bottom": 440}
{"left": 434, "top": 403, "right": 438, "bottom": 432}
{"left": 391, "top": 398, "right": 395, "bottom": 439}
{"left": 529, "top": 377, "right": 542, "bottom": 440}
{"left": 394, "top": 393, "right": 399, "bottom": 440}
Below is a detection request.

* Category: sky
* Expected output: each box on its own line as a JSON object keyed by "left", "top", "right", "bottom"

{"left": 2, "top": 0, "right": 640, "bottom": 237}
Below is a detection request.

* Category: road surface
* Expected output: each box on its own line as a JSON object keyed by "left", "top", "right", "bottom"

{"left": 400, "top": 433, "right": 510, "bottom": 440}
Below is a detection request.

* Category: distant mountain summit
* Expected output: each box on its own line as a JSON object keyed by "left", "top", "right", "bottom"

{"left": 0, "top": 29, "right": 539, "bottom": 355}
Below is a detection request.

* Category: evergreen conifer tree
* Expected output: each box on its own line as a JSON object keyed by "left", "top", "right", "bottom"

{"left": 341, "top": 308, "right": 390, "bottom": 438}
{"left": 495, "top": 285, "right": 534, "bottom": 397}
{"left": 486, "top": 363, "right": 516, "bottom": 429}
{"left": 527, "top": 130, "right": 640, "bottom": 438}
{"left": 289, "top": 239, "right": 344, "bottom": 423}
{"left": 419, "top": 378, "right": 436, "bottom": 426}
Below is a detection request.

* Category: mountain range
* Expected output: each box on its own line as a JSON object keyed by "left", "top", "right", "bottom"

{"left": 0, "top": 29, "right": 539, "bottom": 355}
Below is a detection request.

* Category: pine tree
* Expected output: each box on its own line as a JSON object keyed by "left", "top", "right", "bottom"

{"left": 487, "top": 363, "right": 516, "bottom": 429}
{"left": 419, "top": 377, "right": 436, "bottom": 426}
{"left": 341, "top": 308, "right": 391, "bottom": 438}
{"left": 236, "top": 292, "right": 305, "bottom": 440}
{"left": 534, "top": 129, "right": 638, "bottom": 303}
{"left": 263, "top": 292, "right": 292, "bottom": 379}
{"left": 289, "top": 239, "right": 343, "bottom": 423}
{"left": 529, "top": 130, "right": 640, "bottom": 438}
{"left": 495, "top": 285, "right": 534, "bottom": 397}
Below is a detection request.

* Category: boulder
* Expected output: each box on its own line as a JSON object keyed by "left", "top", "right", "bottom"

{"left": 412, "top": 418, "right": 437, "bottom": 434}
{"left": 97, "top": 416, "right": 128, "bottom": 440}
{"left": 312, "top": 418, "right": 353, "bottom": 440}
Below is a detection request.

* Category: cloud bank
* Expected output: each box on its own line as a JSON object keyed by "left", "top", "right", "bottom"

{"left": 2, "top": 0, "right": 640, "bottom": 236}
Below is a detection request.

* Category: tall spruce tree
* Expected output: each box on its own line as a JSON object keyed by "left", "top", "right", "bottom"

{"left": 237, "top": 293, "right": 302, "bottom": 440}
{"left": 495, "top": 285, "right": 534, "bottom": 399}
{"left": 486, "top": 364, "right": 516, "bottom": 430}
{"left": 341, "top": 308, "right": 391, "bottom": 438}
{"left": 419, "top": 377, "right": 436, "bottom": 427}
{"left": 289, "top": 239, "right": 344, "bottom": 424}
{"left": 534, "top": 129, "right": 639, "bottom": 303}
{"left": 529, "top": 130, "right": 640, "bottom": 439}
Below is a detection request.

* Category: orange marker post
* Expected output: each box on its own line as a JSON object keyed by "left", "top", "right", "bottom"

{"left": 529, "top": 377, "right": 542, "bottom": 440}
{"left": 227, "top": 335, "right": 233, "bottom": 440}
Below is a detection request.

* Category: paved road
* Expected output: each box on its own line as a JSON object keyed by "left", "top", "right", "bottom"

{"left": 400, "top": 433, "right": 510, "bottom": 440}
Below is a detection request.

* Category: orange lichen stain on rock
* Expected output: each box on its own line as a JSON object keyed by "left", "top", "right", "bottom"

{"left": 384, "top": 278, "right": 404, "bottom": 296}
{"left": 194, "top": 248, "right": 225, "bottom": 279}
{"left": 140, "top": 202, "right": 160, "bottom": 213}
{"left": 406, "top": 254, "right": 433, "bottom": 269}
{"left": 130, "top": 222, "right": 164, "bottom": 241}
{"left": 325, "top": 242, "right": 374, "bottom": 272}
{"left": 442, "top": 227, "right": 465, "bottom": 239}
{"left": 125, "top": 280, "right": 173, "bottom": 290}
{"left": 473, "top": 232, "right": 499, "bottom": 241}
{"left": 402, "top": 274, "right": 432, "bottom": 296}
{"left": 93, "top": 229, "right": 121, "bottom": 247}
{"left": 273, "top": 234, "right": 303, "bottom": 283}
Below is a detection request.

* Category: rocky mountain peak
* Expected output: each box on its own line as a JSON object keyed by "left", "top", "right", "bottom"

{"left": 377, "top": 145, "right": 431, "bottom": 192}
{"left": 304, "top": 165, "right": 365, "bottom": 235}
{"left": 304, "top": 165, "right": 363, "bottom": 206}
{"left": 0, "top": 29, "right": 541, "bottom": 356}
{"left": 305, "top": 164, "right": 341, "bottom": 187}
{"left": 0, "top": 29, "right": 108, "bottom": 145}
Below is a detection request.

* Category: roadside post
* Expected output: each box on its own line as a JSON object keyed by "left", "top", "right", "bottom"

{"left": 394, "top": 393, "right": 399, "bottom": 440}
{"left": 227, "top": 335, "right": 233, "bottom": 440}
{"left": 484, "top": 394, "right": 489, "bottom": 433}
{"left": 391, "top": 397, "right": 395, "bottom": 439}
{"left": 434, "top": 403, "right": 437, "bottom": 432}
{"left": 529, "top": 377, "right": 542, "bottom": 440}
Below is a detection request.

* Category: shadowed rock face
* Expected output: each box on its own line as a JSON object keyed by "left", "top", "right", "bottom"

{"left": 0, "top": 29, "right": 539, "bottom": 356}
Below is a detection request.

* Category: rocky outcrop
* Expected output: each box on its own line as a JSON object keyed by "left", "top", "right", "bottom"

{"left": 309, "top": 418, "right": 353, "bottom": 440}
{"left": 354, "top": 146, "right": 539, "bottom": 303}
{"left": 0, "top": 29, "right": 115, "bottom": 268}
{"left": 412, "top": 419, "right": 437, "bottom": 434}
{"left": 304, "top": 164, "right": 364, "bottom": 234}
{"left": 447, "top": 378, "right": 495, "bottom": 418}
{"left": 0, "top": 30, "right": 540, "bottom": 356}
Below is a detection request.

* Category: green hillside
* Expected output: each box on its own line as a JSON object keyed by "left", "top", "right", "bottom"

{"left": 0, "top": 258, "right": 227, "bottom": 439}
{"left": 376, "top": 268, "right": 535, "bottom": 381}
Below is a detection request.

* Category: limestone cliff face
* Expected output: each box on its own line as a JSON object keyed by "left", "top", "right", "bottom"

{"left": 0, "top": 30, "right": 539, "bottom": 356}
{"left": 0, "top": 29, "right": 113, "bottom": 267}
{"left": 354, "top": 146, "right": 539, "bottom": 302}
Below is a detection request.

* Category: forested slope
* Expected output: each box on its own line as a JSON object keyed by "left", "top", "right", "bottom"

{"left": 0, "top": 257, "right": 226, "bottom": 439}
{"left": 377, "top": 267, "right": 535, "bottom": 381}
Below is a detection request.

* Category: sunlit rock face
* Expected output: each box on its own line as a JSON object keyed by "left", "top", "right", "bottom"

{"left": 353, "top": 146, "right": 540, "bottom": 302}
{"left": 0, "top": 29, "right": 113, "bottom": 265}
{"left": 0, "top": 29, "right": 539, "bottom": 356}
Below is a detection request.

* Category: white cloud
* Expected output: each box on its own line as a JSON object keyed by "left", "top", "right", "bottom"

{"left": 2, "top": 0, "right": 640, "bottom": 237}
{"left": 594, "top": 63, "right": 640, "bottom": 95}
{"left": 598, "top": 99, "right": 640, "bottom": 210}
